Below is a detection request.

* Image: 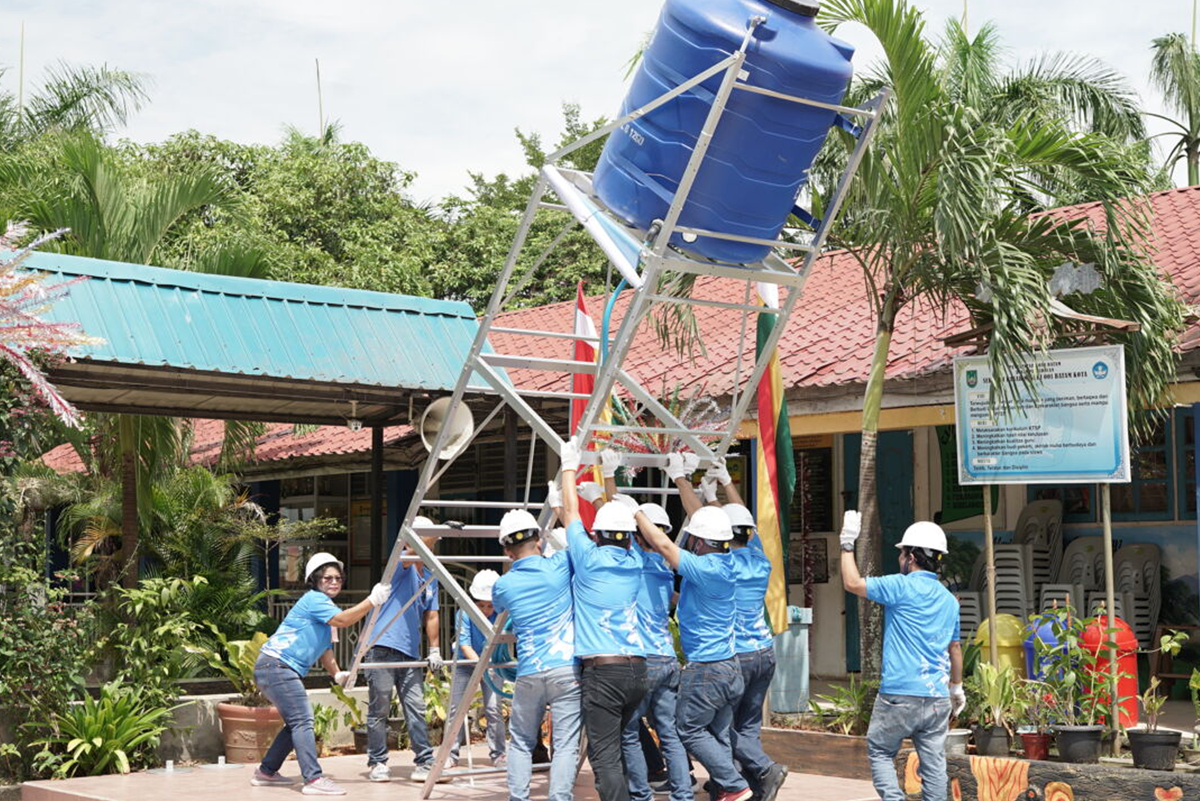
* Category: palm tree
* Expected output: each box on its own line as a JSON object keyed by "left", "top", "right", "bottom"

{"left": 816, "top": 0, "right": 1187, "bottom": 681}
{"left": 0, "top": 62, "right": 148, "bottom": 149}
{"left": 1149, "top": 33, "right": 1200, "bottom": 186}
{"left": 6, "top": 133, "right": 268, "bottom": 586}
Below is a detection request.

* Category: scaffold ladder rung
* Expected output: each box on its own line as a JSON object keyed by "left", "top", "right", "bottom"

{"left": 479, "top": 353, "right": 597, "bottom": 373}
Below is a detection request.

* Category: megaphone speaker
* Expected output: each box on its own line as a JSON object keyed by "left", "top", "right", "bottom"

{"left": 420, "top": 397, "right": 475, "bottom": 460}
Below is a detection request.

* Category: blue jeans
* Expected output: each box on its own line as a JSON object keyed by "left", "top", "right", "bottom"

{"left": 448, "top": 664, "right": 506, "bottom": 761}
{"left": 867, "top": 693, "right": 950, "bottom": 801}
{"left": 621, "top": 656, "right": 691, "bottom": 801}
{"left": 676, "top": 658, "right": 746, "bottom": 794}
{"left": 255, "top": 655, "right": 322, "bottom": 782}
{"left": 365, "top": 645, "right": 432, "bottom": 767}
{"left": 732, "top": 647, "right": 777, "bottom": 785}
{"left": 508, "top": 665, "right": 583, "bottom": 801}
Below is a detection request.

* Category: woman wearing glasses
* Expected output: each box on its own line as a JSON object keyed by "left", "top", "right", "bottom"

{"left": 251, "top": 552, "right": 392, "bottom": 796}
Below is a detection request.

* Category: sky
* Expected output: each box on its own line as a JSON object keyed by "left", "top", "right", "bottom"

{"left": 0, "top": 0, "right": 1195, "bottom": 204}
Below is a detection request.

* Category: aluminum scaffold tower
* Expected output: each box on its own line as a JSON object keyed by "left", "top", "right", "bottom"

{"left": 345, "top": 16, "right": 888, "bottom": 796}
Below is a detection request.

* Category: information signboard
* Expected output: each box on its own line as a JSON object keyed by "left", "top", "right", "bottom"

{"left": 953, "top": 345, "right": 1130, "bottom": 485}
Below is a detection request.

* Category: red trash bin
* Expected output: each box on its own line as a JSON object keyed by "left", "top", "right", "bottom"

{"left": 1081, "top": 614, "right": 1139, "bottom": 728}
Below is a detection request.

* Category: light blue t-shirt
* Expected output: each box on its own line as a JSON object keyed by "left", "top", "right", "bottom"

{"left": 567, "top": 519, "right": 645, "bottom": 657}
{"left": 675, "top": 549, "right": 736, "bottom": 663}
{"left": 867, "top": 571, "right": 961, "bottom": 698}
{"left": 634, "top": 543, "right": 676, "bottom": 658}
{"left": 493, "top": 550, "right": 576, "bottom": 677}
{"left": 455, "top": 607, "right": 497, "bottom": 659}
{"left": 731, "top": 538, "right": 774, "bottom": 654}
{"left": 372, "top": 564, "right": 439, "bottom": 658}
{"left": 261, "top": 590, "right": 341, "bottom": 676}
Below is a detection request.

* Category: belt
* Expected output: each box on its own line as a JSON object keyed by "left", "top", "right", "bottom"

{"left": 581, "top": 655, "right": 646, "bottom": 667}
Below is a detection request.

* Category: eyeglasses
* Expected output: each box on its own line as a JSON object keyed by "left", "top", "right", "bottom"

{"left": 319, "top": 575, "right": 344, "bottom": 584}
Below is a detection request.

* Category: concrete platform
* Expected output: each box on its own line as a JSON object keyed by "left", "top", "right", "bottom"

{"left": 21, "top": 745, "right": 879, "bottom": 801}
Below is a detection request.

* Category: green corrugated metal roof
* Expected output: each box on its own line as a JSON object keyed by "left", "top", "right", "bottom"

{"left": 30, "top": 251, "right": 482, "bottom": 392}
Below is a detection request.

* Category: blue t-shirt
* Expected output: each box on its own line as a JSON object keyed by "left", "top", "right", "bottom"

{"left": 635, "top": 543, "right": 676, "bottom": 658}
{"left": 493, "top": 550, "right": 576, "bottom": 677}
{"left": 867, "top": 571, "right": 961, "bottom": 698}
{"left": 567, "top": 520, "right": 645, "bottom": 657}
{"left": 731, "top": 538, "right": 774, "bottom": 654}
{"left": 372, "top": 564, "right": 439, "bottom": 658}
{"left": 261, "top": 590, "right": 341, "bottom": 676}
{"left": 675, "top": 550, "right": 736, "bottom": 663}
{"left": 455, "top": 607, "right": 497, "bottom": 659}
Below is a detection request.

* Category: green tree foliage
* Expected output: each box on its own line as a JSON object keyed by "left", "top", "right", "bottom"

{"left": 1149, "top": 32, "right": 1200, "bottom": 186}
{"left": 0, "top": 62, "right": 148, "bottom": 150}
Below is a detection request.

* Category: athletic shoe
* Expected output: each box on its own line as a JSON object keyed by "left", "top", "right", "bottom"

{"left": 492, "top": 754, "right": 507, "bottom": 770}
{"left": 714, "top": 789, "right": 753, "bottom": 801}
{"left": 301, "top": 777, "right": 347, "bottom": 796}
{"left": 250, "top": 768, "right": 295, "bottom": 786}
{"left": 411, "top": 764, "right": 432, "bottom": 781}
{"left": 758, "top": 764, "right": 788, "bottom": 801}
{"left": 368, "top": 763, "right": 391, "bottom": 782}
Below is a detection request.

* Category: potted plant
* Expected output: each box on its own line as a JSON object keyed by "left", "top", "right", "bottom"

{"left": 971, "top": 662, "right": 1016, "bottom": 757}
{"left": 1033, "top": 607, "right": 1106, "bottom": 763}
{"left": 188, "top": 630, "right": 282, "bottom": 763}
{"left": 1127, "top": 630, "right": 1188, "bottom": 770}
{"left": 312, "top": 703, "right": 338, "bottom": 757}
{"left": 1015, "top": 679, "right": 1055, "bottom": 761}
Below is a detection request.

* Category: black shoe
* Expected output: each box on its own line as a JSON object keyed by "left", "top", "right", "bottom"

{"left": 650, "top": 778, "right": 671, "bottom": 795}
{"left": 758, "top": 764, "right": 788, "bottom": 801}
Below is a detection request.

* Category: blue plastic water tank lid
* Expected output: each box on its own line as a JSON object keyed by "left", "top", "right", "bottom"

{"left": 764, "top": 0, "right": 820, "bottom": 16}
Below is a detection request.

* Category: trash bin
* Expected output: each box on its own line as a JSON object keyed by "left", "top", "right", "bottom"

{"left": 1024, "top": 617, "right": 1060, "bottom": 680}
{"left": 769, "top": 606, "right": 811, "bottom": 713}
{"left": 1082, "top": 614, "right": 1139, "bottom": 728}
{"left": 974, "top": 614, "right": 1027, "bottom": 677}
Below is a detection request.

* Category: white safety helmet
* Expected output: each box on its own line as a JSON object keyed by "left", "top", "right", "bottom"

{"left": 609, "top": 493, "right": 639, "bottom": 513}
{"left": 304, "top": 552, "right": 344, "bottom": 582}
{"left": 498, "top": 509, "right": 540, "bottom": 546}
{"left": 683, "top": 506, "right": 734, "bottom": 543}
{"left": 637, "top": 502, "right": 672, "bottom": 534}
{"left": 469, "top": 569, "right": 500, "bottom": 601}
{"left": 412, "top": 515, "right": 435, "bottom": 530}
{"left": 722, "top": 503, "right": 756, "bottom": 535}
{"left": 896, "top": 521, "right": 948, "bottom": 555}
{"left": 592, "top": 501, "right": 638, "bottom": 544}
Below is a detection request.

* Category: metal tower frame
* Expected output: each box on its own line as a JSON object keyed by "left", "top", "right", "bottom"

{"left": 344, "top": 16, "right": 888, "bottom": 796}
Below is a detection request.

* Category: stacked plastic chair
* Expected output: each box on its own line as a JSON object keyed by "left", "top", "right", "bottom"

{"left": 1115, "top": 543, "right": 1162, "bottom": 648}
{"left": 956, "top": 591, "right": 983, "bottom": 642}
{"left": 1012, "top": 500, "right": 1064, "bottom": 590}
{"left": 975, "top": 544, "right": 1035, "bottom": 618}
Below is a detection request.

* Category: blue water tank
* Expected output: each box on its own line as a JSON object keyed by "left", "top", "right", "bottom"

{"left": 592, "top": 0, "right": 855, "bottom": 264}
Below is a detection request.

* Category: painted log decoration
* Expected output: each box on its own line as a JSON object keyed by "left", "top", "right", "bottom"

{"left": 905, "top": 751, "right": 923, "bottom": 795}
{"left": 895, "top": 749, "right": 1198, "bottom": 800}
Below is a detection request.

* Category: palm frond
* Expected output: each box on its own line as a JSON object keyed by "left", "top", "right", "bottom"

{"left": 21, "top": 61, "right": 149, "bottom": 138}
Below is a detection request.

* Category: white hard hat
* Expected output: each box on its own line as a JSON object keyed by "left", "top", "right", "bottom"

{"left": 412, "top": 515, "right": 435, "bottom": 529}
{"left": 896, "top": 521, "right": 948, "bottom": 554}
{"left": 722, "top": 503, "right": 756, "bottom": 531}
{"left": 593, "top": 501, "right": 638, "bottom": 540}
{"left": 499, "top": 509, "right": 540, "bottom": 545}
{"left": 609, "top": 493, "right": 639, "bottom": 513}
{"left": 469, "top": 569, "right": 500, "bottom": 601}
{"left": 638, "top": 502, "right": 672, "bottom": 534}
{"left": 305, "top": 552, "right": 344, "bottom": 582}
{"left": 683, "top": 506, "right": 733, "bottom": 542}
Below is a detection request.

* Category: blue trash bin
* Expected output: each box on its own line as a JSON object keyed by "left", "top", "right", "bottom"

{"left": 1024, "top": 618, "right": 1060, "bottom": 681}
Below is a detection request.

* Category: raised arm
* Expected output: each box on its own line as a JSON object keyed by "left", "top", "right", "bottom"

{"left": 666, "top": 452, "right": 702, "bottom": 516}
{"left": 839, "top": 511, "right": 867, "bottom": 598}
{"left": 636, "top": 510, "right": 681, "bottom": 570}
{"left": 707, "top": 458, "right": 743, "bottom": 506}
{"left": 561, "top": 438, "right": 582, "bottom": 526}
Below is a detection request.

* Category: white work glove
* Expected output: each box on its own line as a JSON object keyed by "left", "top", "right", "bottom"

{"left": 547, "top": 481, "right": 562, "bottom": 509}
{"left": 949, "top": 682, "right": 966, "bottom": 717}
{"left": 681, "top": 452, "right": 699, "bottom": 475}
{"left": 426, "top": 647, "right": 444, "bottom": 672}
{"left": 600, "top": 449, "right": 621, "bottom": 479}
{"left": 706, "top": 457, "right": 732, "bottom": 487}
{"left": 367, "top": 582, "right": 392, "bottom": 606}
{"left": 334, "top": 670, "right": 351, "bottom": 687}
{"left": 665, "top": 452, "right": 688, "bottom": 481}
{"left": 560, "top": 437, "right": 581, "bottom": 473}
{"left": 578, "top": 482, "right": 604, "bottom": 503}
{"left": 839, "top": 510, "right": 861, "bottom": 553}
{"left": 700, "top": 477, "right": 719, "bottom": 505}
{"left": 544, "top": 527, "right": 568, "bottom": 555}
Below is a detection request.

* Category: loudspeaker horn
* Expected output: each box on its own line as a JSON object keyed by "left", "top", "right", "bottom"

{"left": 420, "top": 397, "right": 475, "bottom": 460}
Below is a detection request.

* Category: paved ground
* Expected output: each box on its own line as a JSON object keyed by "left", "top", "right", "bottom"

{"left": 21, "top": 746, "right": 879, "bottom": 801}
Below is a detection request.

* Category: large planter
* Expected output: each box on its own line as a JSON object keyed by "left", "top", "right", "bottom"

{"left": 1128, "top": 728, "right": 1182, "bottom": 771}
{"left": 215, "top": 702, "right": 284, "bottom": 763}
{"left": 945, "top": 729, "right": 971, "bottom": 755}
{"left": 1020, "top": 732, "right": 1052, "bottom": 761}
{"left": 1055, "top": 724, "right": 1104, "bottom": 764}
{"left": 973, "top": 725, "right": 1010, "bottom": 757}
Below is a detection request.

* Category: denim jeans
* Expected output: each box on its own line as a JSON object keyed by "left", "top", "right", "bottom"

{"left": 448, "top": 664, "right": 507, "bottom": 761}
{"left": 731, "top": 646, "right": 777, "bottom": 786}
{"left": 365, "top": 645, "right": 432, "bottom": 767}
{"left": 508, "top": 665, "right": 583, "bottom": 801}
{"left": 581, "top": 660, "right": 648, "bottom": 801}
{"left": 676, "top": 658, "right": 746, "bottom": 794}
{"left": 867, "top": 693, "right": 951, "bottom": 801}
{"left": 254, "top": 655, "right": 322, "bottom": 782}
{"left": 621, "top": 656, "right": 691, "bottom": 801}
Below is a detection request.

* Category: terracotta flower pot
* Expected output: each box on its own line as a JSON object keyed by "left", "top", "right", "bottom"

{"left": 1020, "top": 732, "right": 1051, "bottom": 761}
{"left": 216, "top": 702, "right": 284, "bottom": 763}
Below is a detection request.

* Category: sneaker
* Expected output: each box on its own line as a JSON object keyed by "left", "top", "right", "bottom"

{"left": 492, "top": 754, "right": 507, "bottom": 770}
{"left": 714, "top": 789, "right": 753, "bottom": 801}
{"left": 368, "top": 763, "right": 391, "bottom": 782}
{"left": 302, "top": 777, "right": 347, "bottom": 796}
{"left": 758, "top": 764, "right": 788, "bottom": 801}
{"left": 411, "top": 764, "right": 431, "bottom": 781}
{"left": 650, "top": 778, "right": 671, "bottom": 795}
{"left": 250, "top": 768, "right": 295, "bottom": 786}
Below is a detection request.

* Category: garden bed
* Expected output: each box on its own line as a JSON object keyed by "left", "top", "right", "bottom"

{"left": 893, "top": 748, "right": 1200, "bottom": 800}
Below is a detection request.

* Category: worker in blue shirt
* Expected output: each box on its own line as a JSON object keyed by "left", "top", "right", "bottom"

{"left": 634, "top": 483, "right": 750, "bottom": 801}
{"left": 840, "top": 512, "right": 964, "bottom": 801}
{"left": 445, "top": 569, "right": 507, "bottom": 769}
{"left": 560, "top": 441, "right": 648, "bottom": 801}
{"left": 364, "top": 516, "right": 444, "bottom": 783}
{"left": 492, "top": 506, "right": 582, "bottom": 801}
{"left": 707, "top": 457, "right": 788, "bottom": 801}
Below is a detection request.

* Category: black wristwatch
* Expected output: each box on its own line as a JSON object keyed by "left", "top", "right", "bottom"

{"left": 841, "top": 541, "right": 856, "bottom": 552}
